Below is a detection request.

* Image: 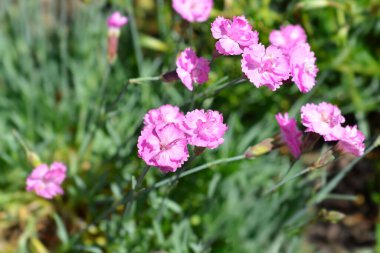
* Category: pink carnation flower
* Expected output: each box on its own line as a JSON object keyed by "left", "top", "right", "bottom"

{"left": 336, "top": 125, "right": 365, "bottom": 157}
{"left": 172, "top": 0, "right": 213, "bottom": 23}
{"left": 289, "top": 42, "right": 318, "bottom": 93}
{"left": 211, "top": 16, "right": 259, "bottom": 55}
{"left": 180, "top": 109, "right": 228, "bottom": 149}
{"left": 138, "top": 124, "right": 189, "bottom": 172}
{"left": 269, "top": 24, "right": 307, "bottom": 53}
{"left": 176, "top": 48, "right": 210, "bottom": 91}
{"left": 107, "top": 12, "right": 128, "bottom": 29}
{"left": 241, "top": 44, "right": 290, "bottom": 91}
{"left": 26, "top": 162, "right": 67, "bottom": 199}
{"left": 144, "top": 104, "right": 184, "bottom": 128}
{"left": 275, "top": 113, "right": 303, "bottom": 158}
{"left": 301, "top": 102, "right": 345, "bottom": 141}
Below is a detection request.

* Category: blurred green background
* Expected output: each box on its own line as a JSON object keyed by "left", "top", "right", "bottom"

{"left": 0, "top": 0, "right": 379, "bottom": 252}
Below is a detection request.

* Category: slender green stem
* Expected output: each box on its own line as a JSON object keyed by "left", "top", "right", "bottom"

{"left": 325, "top": 194, "right": 358, "bottom": 202}
{"left": 12, "top": 130, "right": 30, "bottom": 154}
{"left": 129, "top": 76, "right": 161, "bottom": 84}
{"left": 264, "top": 167, "right": 312, "bottom": 195}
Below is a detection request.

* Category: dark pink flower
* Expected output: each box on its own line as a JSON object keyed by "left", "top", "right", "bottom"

{"left": 144, "top": 104, "right": 184, "bottom": 129}
{"left": 26, "top": 162, "right": 67, "bottom": 199}
{"left": 336, "top": 125, "right": 365, "bottom": 157}
{"left": 180, "top": 109, "right": 228, "bottom": 149}
{"left": 176, "top": 48, "right": 210, "bottom": 91}
{"left": 138, "top": 124, "right": 189, "bottom": 172}
{"left": 241, "top": 44, "right": 290, "bottom": 91}
{"left": 107, "top": 12, "right": 128, "bottom": 29}
{"left": 211, "top": 16, "right": 259, "bottom": 55}
{"left": 276, "top": 113, "right": 303, "bottom": 158}
{"left": 172, "top": 0, "right": 213, "bottom": 23}
{"left": 289, "top": 42, "right": 318, "bottom": 93}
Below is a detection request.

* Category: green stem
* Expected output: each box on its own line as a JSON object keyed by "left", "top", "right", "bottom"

{"left": 129, "top": 76, "right": 161, "bottom": 84}
{"left": 12, "top": 130, "right": 30, "bottom": 154}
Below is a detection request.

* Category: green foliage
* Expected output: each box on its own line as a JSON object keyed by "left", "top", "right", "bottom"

{"left": 0, "top": 0, "right": 379, "bottom": 252}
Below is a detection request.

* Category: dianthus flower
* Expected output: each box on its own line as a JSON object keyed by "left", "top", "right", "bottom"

{"left": 336, "top": 125, "right": 365, "bottom": 157}
{"left": 138, "top": 124, "right": 189, "bottom": 172}
{"left": 144, "top": 104, "right": 184, "bottom": 128}
{"left": 269, "top": 24, "right": 307, "bottom": 54}
{"left": 176, "top": 48, "right": 210, "bottom": 91}
{"left": 211, "top": 16, "right": 259, "bottom": 55}
{"left": 241, "top": 44, "right": 290, "bottom": 91}
{"left": 172, "top": 0, "right": 213, "bottom": 23}
{"left": 180, "top": 109, "right": 228, "bottom": 149}
{"left": 289, "top": 42, "right": 318, "bottom": 93}
{"left": 107, "top": 12, "right": 128, "bottom": 64}
{"left": 275, "top": 113, "right": 303, "bottom": 158}
{"left": 107, "top": 12, "right": 128, "bottom": 29}
{"left": 26, "top": 162, "right": 67, "bottom": 199}
{"left": 300, "top": 102, "right": 345, "bottom": 141}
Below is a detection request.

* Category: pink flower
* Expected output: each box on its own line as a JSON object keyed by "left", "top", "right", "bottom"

{"left": 301, "top": 102, "right": 345, "bottom": 141}
{"left": 172, "top": 0, "right": 213, "bottom": 23}
{"left": 289, "top": 42, "right": 318, "bottom": 93}
{"left": 107, "top": 12, "right": 128, "bottom": 29}
{"left": 276, "top": 113, "right": 303, "bottom": 158}
{"left": 269, "top": 24, "right": 307, "bottom": 53}
{"left": 176, "top": 48, "right": 210, "bottom": 91}
{"left": 211, "top": 16, "right": 259, "bottom": 55}
{"left": 180, "top": 109, "right": 228, "bottom": 149}
{"left": 336, "top": 125, "right": 365, "bottom": 157}
{"left": 26, "top": 162, "right": 67, "bottom": 199}
{"left": 241, "top": 44, "right": 290, "bottom": 91}
{"left": 138, "top": 124, "right": 189, "bottom": 172}
{"left": 144, "top": 104, "right": 184, "bottom": 129}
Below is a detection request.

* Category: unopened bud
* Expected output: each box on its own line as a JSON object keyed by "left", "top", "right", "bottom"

{"left": 161, "top": 70, "right": 179, "bottom": 83}
{"left": 107, "top": 28, "right": 121, "bottom": 64}
{"left": 312, "top": 150, "right": 335, "bottom": 169}
{"left": 27, "top": 151, "right": 41, "bottom": 167}
{"left": 318, "top": 209, "right": 345, "bottom": 223}
{"left": 245, "top": 138, "right": 274, "bottom": 159}
{"left": 194, "top": 147, "right": 206, "bottom": 156}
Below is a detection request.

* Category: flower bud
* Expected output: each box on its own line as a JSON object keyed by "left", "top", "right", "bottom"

{"left": 245, "top": 138, "right": 274, "bottom": 159}
{"left": 161, "top": 70, "right": 179, "bottom": 83}
{"left": 27, "top": 151, "right": 42, "bottom": 167}
{"left": 311, "top": 150, "right": 335, "bottom": 169}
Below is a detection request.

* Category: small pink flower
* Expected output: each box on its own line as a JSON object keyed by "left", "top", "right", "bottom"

{"left": 26, "top": 162, "right": 67, "bottom": 199}
{"left": 144, "top": 104, "right": 184, "bottom": 129}
{"left": 172, "top": 0, "right": 213, "bottom": 23}
{"left": 180, "top": 109, "right": 228, "bottom": 149}
{"left": 138, "top": 124, "right": 189, "bottom": 172}
{"left": 276, "top": 113, "right": 303, "bottom": 158}
{"left": 107, "top": 12, "right": 128, "bottom": 29}
{"left": 241, "top": 44, "right": 290, "bottom": 91}
{"left": 211, "top": 16, "right": 259, "bottom": 55}
{"left": 289, "top": 42, "right": 318, "bottom": 93}
{"left": 336, "top": 125, "right": 365, "bottom": 157}
{"left": 301, "top": 102, "right": 345, "bottom": 141}
{"left": 176, "top": 48, "right": 210, "bottom": 91}
{"left": 269, "top": 24, "right": 307, "bottom": 53}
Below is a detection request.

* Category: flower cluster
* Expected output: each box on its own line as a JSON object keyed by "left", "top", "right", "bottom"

{"left": 172, "top": 0, "right": 213, "bottom": 23}
{"left": 301, "top": 102, "right": 365, "bottom": 156}
{"left": 210, "top": 17, "right": 318, "bottom": 93}
{"left": 138, "top": 105, "right": 228, "bottom": 172}
{"left": 26, "top": 162, "right": 67, "bottom": 199}
{"left": 176, "top": 48, "right": 210, "bottom": 91}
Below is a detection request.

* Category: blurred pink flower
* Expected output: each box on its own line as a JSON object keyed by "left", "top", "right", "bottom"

{"left": 176, "top": 48, "right": 210, "bottom": 91}
{"left": 107, "top": 12, "right": 128, "bottom": 29}
{"left": 26, "top": 162, "right": 67, "bottom": 199}
{"left": 138, "top": 124, "right": 189, "bottom": 172}
{"left": 241, "top": 44, "right": 290, "bottom": 91}
{"left": 144, "top": 104, "right": 184, "bottom": 129}
{"left": 269, "top": 24, "right": 307, "bottom": 53}
{"left": 180, "top": 109, "right": 228, "bottom": 149}
{"left": 276, "top": 113, "right": 303, "bottom": 158}
{"left": 211, "top": 16, "right": 259, "bottom": 55}
{"left": 336, "top": 125, "right": 365, "bottom": 157}
{"left": 301, "top": 102, "right": 345, "bottom": 141}
{"left": 289, "top": 42, "right": 318, "bottom": 93}
{"left": 172, "top": 0, "right": 213, "bottom": 23}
